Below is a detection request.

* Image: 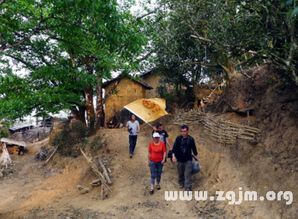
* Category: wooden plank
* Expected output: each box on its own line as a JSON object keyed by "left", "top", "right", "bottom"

{"left": 44, "top": 146, "right": 58, "bottom": 165}
{"left": 97, "top": 158, "right": 112, "bottom": 185}
{"left": 80, "top": 148, "right": 111, "bottom": 194}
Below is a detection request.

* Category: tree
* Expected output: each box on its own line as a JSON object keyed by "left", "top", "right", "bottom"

{"left": 0, "top": 0, "right": 147, "bottom": 131}
{"left": 152, "top": 0, "right": 221, "bottom": 106}
{"left": 152, "top": 0, "right": 298, "bottom": 102}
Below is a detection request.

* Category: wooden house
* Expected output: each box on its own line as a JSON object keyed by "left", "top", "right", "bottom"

{"left": 102, "top": 74, "right": 152, "bottom": 125}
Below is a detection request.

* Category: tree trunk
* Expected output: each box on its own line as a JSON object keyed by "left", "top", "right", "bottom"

{"left": 71, "top": 106, "right": 86, "bottom": 125}
{"left": 95, "top": 77, "right": 105, "bottom": 129}
{"left": 193, "top": 83, "right": 199, "bottom": 109}
{"left": 85, "top": 88, "right": 96, "bottom": 133}
{"left": 220, "top": 59, "right": 237, "bottom": 80}
{"left": 287, "top": 11, "right": 298, "bottom": 85}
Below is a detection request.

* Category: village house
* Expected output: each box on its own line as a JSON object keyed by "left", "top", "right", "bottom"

{"left": 102, "top": 69, "right": 223, "bottom": 125}
{"left": 102, "top": 74, "right": 154, "bottom": 125}
{"left": 140, "top": 69, "right": 161, "bottom": 98}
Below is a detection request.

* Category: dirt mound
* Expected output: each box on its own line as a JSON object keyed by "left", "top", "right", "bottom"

{"left": 214, "top": 65, "right": 298, "bottom": 165}
{"left": 210, "top": 65, "right": 298, "bottom": 218}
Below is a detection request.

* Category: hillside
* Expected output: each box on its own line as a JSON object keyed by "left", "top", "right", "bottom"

{"left": 0, "top": 66, "right": 297, "bottom": 219}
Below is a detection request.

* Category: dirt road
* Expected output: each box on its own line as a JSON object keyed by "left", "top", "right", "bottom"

{"left": 0, "top": 124, "right": 294, "bottom": 218}
{"left": 0, "top": 128, "right": 198, "bottom": 218}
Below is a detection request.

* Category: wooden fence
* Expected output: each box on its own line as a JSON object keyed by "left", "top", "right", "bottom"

{"left": 173, "top": 110, "right": 260, "bottom": 145}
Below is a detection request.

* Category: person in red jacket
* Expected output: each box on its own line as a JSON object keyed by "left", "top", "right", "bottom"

{"left": 148, "top": 132, "right": 167, "bottom": 195}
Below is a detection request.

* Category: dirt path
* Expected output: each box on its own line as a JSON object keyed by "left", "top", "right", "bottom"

{"left": 0, "top": 125, "right": 285, "bottom": 219}
{"left": 0, "top": 128, "right": 198, "bottom": 219}
{"left": 65, "top": 128, "right": 198, "bottom": 218}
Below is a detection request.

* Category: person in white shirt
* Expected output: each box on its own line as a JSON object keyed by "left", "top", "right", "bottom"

{"left": 126, "top": 114, "right": 140, "bottom": 158}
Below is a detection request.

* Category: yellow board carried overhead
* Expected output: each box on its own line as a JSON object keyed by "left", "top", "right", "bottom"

{"left": 124, "top": 98, "right": 168, "bottom": 123}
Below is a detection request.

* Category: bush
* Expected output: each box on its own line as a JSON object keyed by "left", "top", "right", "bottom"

{"left": 0, "top": 128, "right": 9, "bottom": 138}
{"left": 157, "top": 84, "right": 195, "bottom": 112}
{"left": 0, "top": 123, "right": 9, "bottom": 138}
{"left": 50, "top": 120, "right": 88, "bottom": 156}
{"left": 69, "top": 120, "right": 88, "bottom": 142}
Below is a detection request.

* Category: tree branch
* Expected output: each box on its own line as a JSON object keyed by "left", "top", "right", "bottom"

{"left": 135, "top": 50, "right": 155, "bottom": 62}
{"left": 136, "top": 7, "right": 161, "bottom": 20}
{"left": 4, "top": 53, "right": 36, "bottom": 69}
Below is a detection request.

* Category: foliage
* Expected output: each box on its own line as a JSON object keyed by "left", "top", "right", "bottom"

{"left": 0, "top": 0, "right": 148, "bottom": 124}
{"left": 0, "top": 126, "right": 9, "bottom": 138}
{"left": 152, "top": 0, "right": 298, "bottom": 92}
{"left": 0, "top": 0, "right": 296, "bottom": 122}
{"left": 50, "top": 120, "right": 88, "bottom": 156}
{"left": 157, "top": 79, "right": 195, "bottom": 111}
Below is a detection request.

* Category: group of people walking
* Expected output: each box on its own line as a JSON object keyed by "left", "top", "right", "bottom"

{"left": 126, "top": 114, "right": 199, "bottom": 195}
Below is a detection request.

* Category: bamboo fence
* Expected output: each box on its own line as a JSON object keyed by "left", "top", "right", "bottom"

{"left": 173, "top": 110, "right": 260, "bottom": 145}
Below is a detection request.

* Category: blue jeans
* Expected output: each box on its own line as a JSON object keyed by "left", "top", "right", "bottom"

{"left": 129, "top": 135, "right": 137, "bottom": 155}
{"left": 149, "top": 161, "right": 163, "bottom": 185}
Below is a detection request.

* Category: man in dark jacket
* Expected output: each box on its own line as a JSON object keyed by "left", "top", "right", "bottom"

{"left": 172, "top": 124, "right": 198, "bottom": 191}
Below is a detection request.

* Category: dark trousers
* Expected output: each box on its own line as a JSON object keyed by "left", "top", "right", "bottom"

{"left": 149, "top": 161, "right": 163, "bottom": 185}
{"left": 177, "top": 160, "right": 192, "bottom": 190}
{"left": 129, "top": 135, "right": 137, "bottom": 155}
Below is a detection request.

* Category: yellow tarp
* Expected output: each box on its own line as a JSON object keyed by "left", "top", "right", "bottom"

{"left": 124, "top": 98, "right": 168, "bottom": 123}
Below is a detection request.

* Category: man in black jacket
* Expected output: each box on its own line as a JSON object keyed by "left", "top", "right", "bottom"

{"left": 172, "top": 124, "right": 198, "bottom": 191}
